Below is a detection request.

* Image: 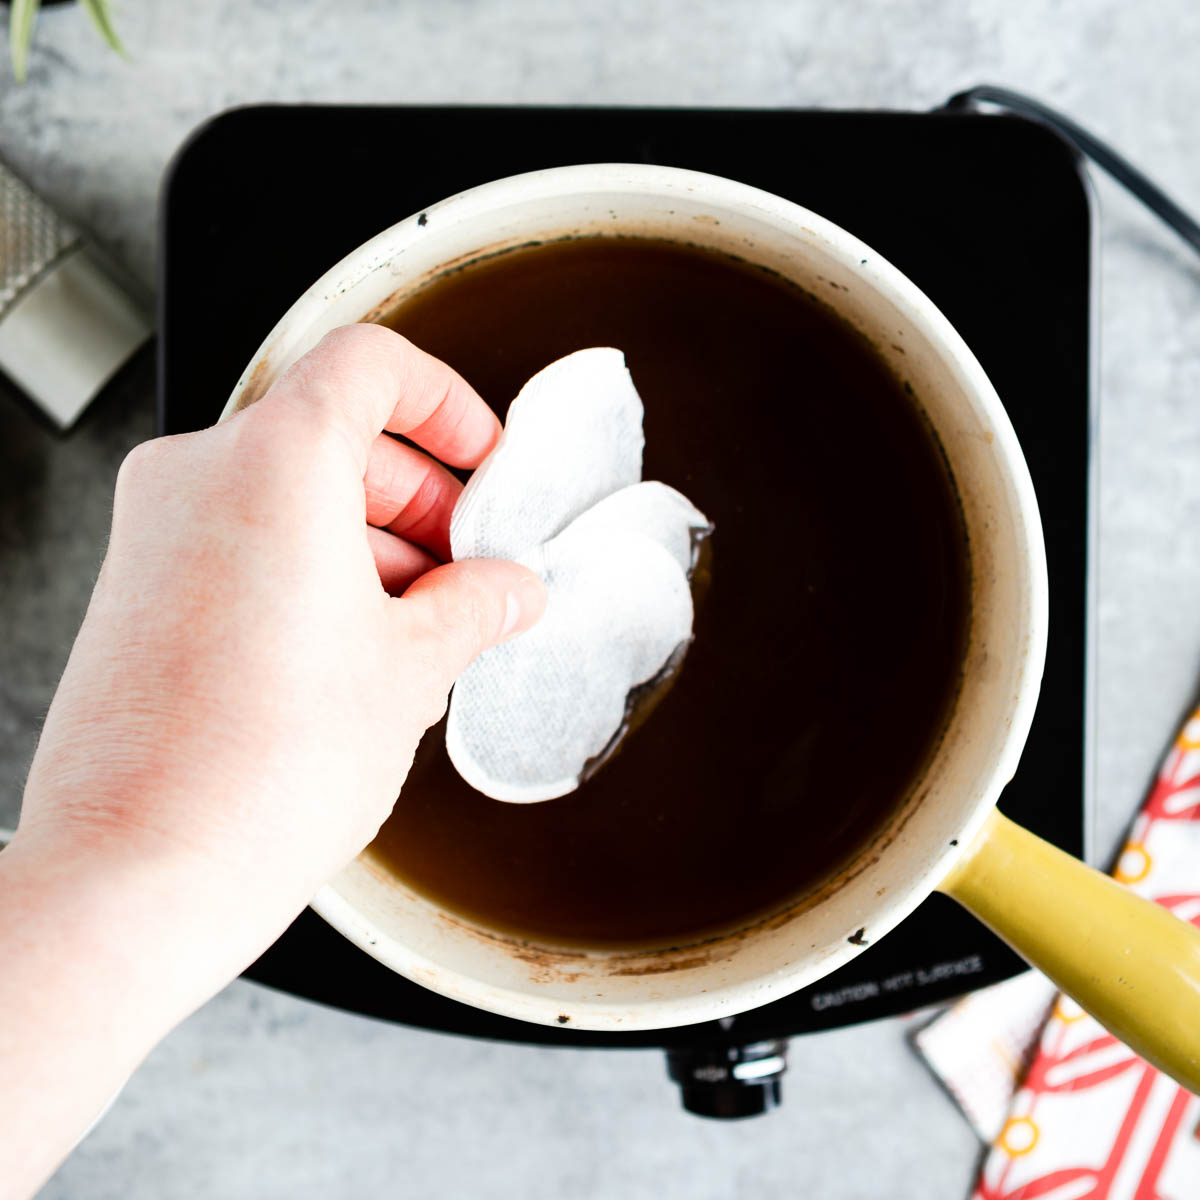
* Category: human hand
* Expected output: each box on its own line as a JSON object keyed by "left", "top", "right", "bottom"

{"left": 20, "top": 321, "right": 544, "bottom": 930}
{"left": 10, "top": 319, "right": 544, "bottom": 1010}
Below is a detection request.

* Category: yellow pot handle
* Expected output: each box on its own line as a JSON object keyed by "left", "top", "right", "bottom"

{"left": 938, "top": 809, "right": 1200, "bottom": 1094}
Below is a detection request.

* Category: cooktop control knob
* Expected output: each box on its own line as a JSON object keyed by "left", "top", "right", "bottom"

{"left": 665, "top": 1039, "right": 788, "bottom": 1119}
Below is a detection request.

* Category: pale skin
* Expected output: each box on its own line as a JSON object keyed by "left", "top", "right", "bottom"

{"left": 0, "top": 325, "right": 547, "bottom": 1199}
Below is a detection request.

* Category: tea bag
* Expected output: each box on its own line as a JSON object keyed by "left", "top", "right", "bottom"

{"left": 446, "top": 348, "right": 711, "bottom": 803}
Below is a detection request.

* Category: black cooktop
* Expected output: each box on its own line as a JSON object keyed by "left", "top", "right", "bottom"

{"left": 158, "top": 105, "right": 1092, "bottom": 1061}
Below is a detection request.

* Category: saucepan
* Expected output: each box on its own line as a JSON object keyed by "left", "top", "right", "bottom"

{"left": 220, "top": 164, "right": 1200, "bottom": 1092}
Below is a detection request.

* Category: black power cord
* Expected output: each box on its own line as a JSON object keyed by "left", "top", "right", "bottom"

{"left": 946, "top": 84, "right": 1200, "bottom": 259}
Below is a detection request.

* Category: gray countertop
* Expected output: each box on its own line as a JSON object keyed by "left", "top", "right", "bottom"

{"left": 2, "top": 2, "right": 1198, "bottom": 1197}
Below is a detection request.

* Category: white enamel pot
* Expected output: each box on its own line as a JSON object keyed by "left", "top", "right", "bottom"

{"left": 221, "top": 165, "right": 1200, "bottom": 1090}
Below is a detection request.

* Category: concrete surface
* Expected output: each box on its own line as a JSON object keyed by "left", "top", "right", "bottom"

{"left": 1, "top": 1, "right": 1198, "bottom": 1197}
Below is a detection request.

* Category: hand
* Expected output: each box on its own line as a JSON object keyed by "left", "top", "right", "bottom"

{"left": 0, "top": 325, "right": 545, "bottom": 1197}
{"left": 23, "top": 321, "right": 545, "bottom": 911}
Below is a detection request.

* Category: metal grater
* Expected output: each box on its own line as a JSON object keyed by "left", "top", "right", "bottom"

{"left": 0, "top": 157, "right": 151, "bottom": 429}
{"left": 1, "top": 163, "right": 81, "bottom": 314}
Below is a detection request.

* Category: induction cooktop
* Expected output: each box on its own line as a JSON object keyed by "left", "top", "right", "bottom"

{"left": 158, "top": 104, "right": 1093, "bottom": 1117}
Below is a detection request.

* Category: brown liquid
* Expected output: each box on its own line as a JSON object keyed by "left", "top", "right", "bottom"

{"left": 367, "top": 237, "right": 969, "bottom": 948}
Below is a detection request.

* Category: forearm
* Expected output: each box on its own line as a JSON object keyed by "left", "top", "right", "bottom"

{"left": 0, "top": 825, "right": 306, "bottom": 1199}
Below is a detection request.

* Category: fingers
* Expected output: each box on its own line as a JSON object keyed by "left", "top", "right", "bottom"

{"left": 396, "top": 559, "right": 547, "bottom": 686}
{"left": 260, "top": 324, "right": 501, "bottom": 472}
{"left": 367, "top": 526, "right": 440, "bottom": 596}
{"left": 364, "top": 434, "right": 461, "bottom": 560}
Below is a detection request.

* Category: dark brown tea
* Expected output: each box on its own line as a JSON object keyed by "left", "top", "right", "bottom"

{"left": 366, "top": 236, "right": 969, "bottom": 947}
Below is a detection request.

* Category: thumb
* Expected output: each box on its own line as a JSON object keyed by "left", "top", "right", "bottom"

{"left": 396, "top": 558, "right": 547, "bottom": 684}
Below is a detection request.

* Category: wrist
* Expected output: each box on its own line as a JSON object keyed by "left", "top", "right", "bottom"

{"left": 0, "top": 819, "right": 316, "bottom": 1196}
{"left": 1, "top": 828, "right": 202, "bottom": 1057}
{"left": 0, "top": 832, "right": 190, "bottom": 1196}
{"left": 1, "top": 817, "right": 305, "bottom": 1049}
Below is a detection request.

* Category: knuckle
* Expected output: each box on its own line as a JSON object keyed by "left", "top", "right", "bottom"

{"left": 432, "top": 583, "right": 496, "bottom": 643}
{"left": 316, "top": 324, "right": 360, "bottom": 356}
{"left": 397, "top": 466, "right": 444, "bottom": 530}
{"left": 321, "top": 321, "right": 398, "bottom": 358}
{"left": 112, "top": 436, "right": 198, "bottom": 533}
{"left": 248, "top": 387, "right": 358, "bottom": 473}
{"left": 115, "top": 436, "right": 178, "bottom": 493}
{"left": 409, "top": 574, "right": 506, "bottom": 670}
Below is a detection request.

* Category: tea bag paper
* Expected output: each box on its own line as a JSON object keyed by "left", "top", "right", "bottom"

{"left": 446, "top": 348, "right": 711, "bottom": 803}
{"left": 449, "top": 348, "right": 645, "bottom": 562}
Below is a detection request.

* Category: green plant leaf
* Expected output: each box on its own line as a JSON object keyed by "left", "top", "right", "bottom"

{"left": 79, "top": 0, "right": 125, "bottom": 57}
{"left": 9, "top": 0, "right": 40, "bottom": 83}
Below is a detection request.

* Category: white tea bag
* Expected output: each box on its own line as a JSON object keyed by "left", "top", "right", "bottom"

{"left": 446, "top": 348, "right": 711, "bottom": 803}
{"left": 450, "top": 348, "right": 645, "bottom": 561}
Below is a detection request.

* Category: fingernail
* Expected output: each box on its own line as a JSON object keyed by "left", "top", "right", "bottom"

{"left": 500, "top": 574, "right": 546, "bottom": 641}
{"left": 501, "top": 591, "right": 524, "bottom": 639}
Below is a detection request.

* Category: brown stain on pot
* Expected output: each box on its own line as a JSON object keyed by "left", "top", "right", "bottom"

{"left": 232, "top": 354, "right": 275, "bottom": 413}
{"left": 609, "top": 954, "right": 714, "bottom": 977}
